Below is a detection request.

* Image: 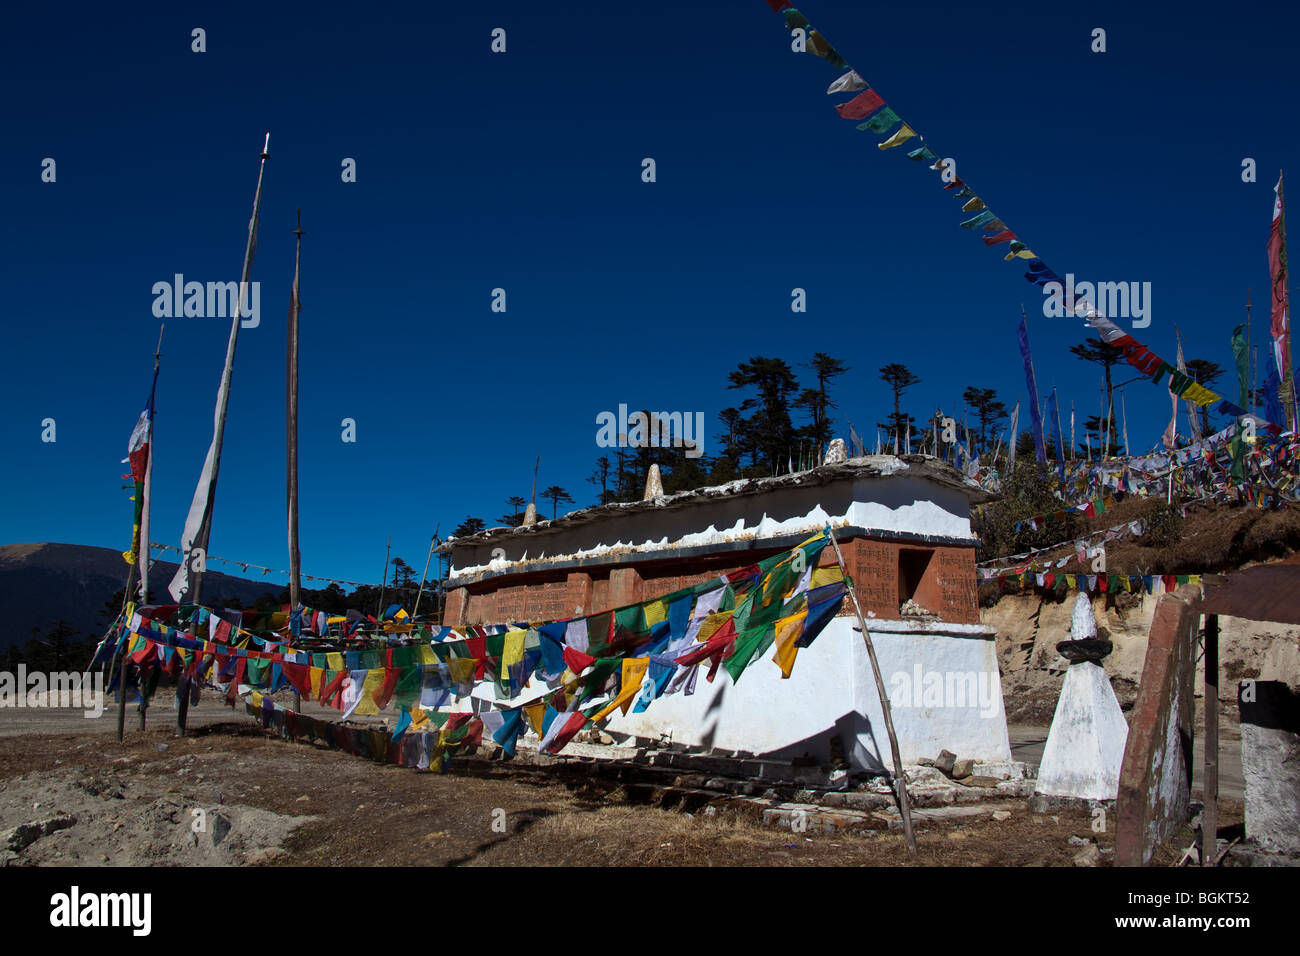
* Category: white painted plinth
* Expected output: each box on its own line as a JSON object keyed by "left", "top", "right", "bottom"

{"left": 1034, "top": 661, "right": 1129, "bottom": 801}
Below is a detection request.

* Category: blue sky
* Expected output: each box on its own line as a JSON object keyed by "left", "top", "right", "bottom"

{"left": 2, "top": 1, "right": 1296, "bottom": 589}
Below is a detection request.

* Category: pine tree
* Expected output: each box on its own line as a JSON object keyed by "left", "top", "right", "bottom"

{"left": 962, "top": 387, "right": 1009, "bottom": 456}
{"left": 1070, "top": 338, "right": 1125, "bottom": 439}
{"left": 587, "top": 459, "right": 614, "bottom": 505}
{"left": 878, "top": 363, "right": 921, "bottom": 449}
{"left": 796, "top": 353, "right": 850, "bottom": 451}
{"left": 499, "top": 496, "right": 527, "bottom": 526}
{"left": 727, "top": 357, "right": 799, "bottom": 473}
{"left": 541, "top": 486, "right": 574, "bottom": 520}
{"left": 453, "top": 517, "right": 486, "bottom": 538}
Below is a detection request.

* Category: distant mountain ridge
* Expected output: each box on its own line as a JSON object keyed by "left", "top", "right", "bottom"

{"left": 0, "top": 542, "right": 289, "bottom": 650}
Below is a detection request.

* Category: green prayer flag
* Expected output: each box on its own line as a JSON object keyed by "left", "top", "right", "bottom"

{"left": 724, "top": 625, "right": 777, "bottom": 683}
{"left": 856, "top": 106, "right": 900, "bottom": 134}
{"left": 1231, "top": 323, "right": 1250, "bottom": 408}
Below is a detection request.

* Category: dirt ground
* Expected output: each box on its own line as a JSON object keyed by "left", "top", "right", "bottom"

{"left": 0, "top": 703, "right": 1198, "bottom": 867}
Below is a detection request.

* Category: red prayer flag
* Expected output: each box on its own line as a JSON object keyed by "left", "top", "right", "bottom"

{"left": 562, "top": 646, "right": 596, "bottom": 673}
{"left": 834, "top": 89, "right": 885, "bottom": 120}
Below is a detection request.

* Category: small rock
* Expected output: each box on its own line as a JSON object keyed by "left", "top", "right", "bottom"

{"left": 1068, "top": 835, "right": 1092, "bottom": 847}
{"left": 1073, "top": 844, "right": 1101, "bottom": 867}
{"left": 935, "top": 750, "right": 957, "bottom": 777}
{"left": 992, "top": 810, "right": 1011, "bottom": 821}
{"left": 210, "top": 814, "right": 232, "bottom": 847}
{"left": 40, "top": 816, "right": 76, "bottom": 836}
{"left": 947, "top": 831, "right": 968, "bottom": 840}
{"left": 6, "top": 824, "right": 43, "bottom": 852}
{"left": 154, "top": 744, "right": 168, "bottom": 752}
{"left": 295, "top": 796, "right": 310, "bottom": 803}
{"left": 953, "top": 759, "right": 976, "bottom": 779}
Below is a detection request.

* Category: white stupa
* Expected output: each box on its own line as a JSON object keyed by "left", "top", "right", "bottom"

{"left": 1032, "top": 593, "right": 1129, "bottom": 804}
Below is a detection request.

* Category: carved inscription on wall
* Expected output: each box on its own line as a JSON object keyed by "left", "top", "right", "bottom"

{"left": 853, "top": 540, "right": 897, "bottom": 617}
{"left": 934, "top": 549, "right": 977, "bottom": 623}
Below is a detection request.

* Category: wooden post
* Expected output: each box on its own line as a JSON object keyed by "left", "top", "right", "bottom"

{"left": 826, "top": 527, "right": 918, "bottom": 853}
{"left": 287, "top": 211, "right": 303, "bottom": 613}
{"left": 378, "top": 535, "right": 391, "bottom": 620}
{"left": 116, "top": 650, "right": 129, "bottom": 742}
{"left": 176, "top": 674, "right": 190, "bottom": 735}
{"left": 1202, "top": 613, "right": 1220, "bottom": 866}
{"left": 114, "top": 566, "right": 136, "bottom": 744}
{"left": 413, "top": 525, "right": 439, "bottom": 620}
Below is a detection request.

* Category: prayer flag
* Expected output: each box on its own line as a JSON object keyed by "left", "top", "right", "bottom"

{"left": 835, "top": 88, "right": 885, "bottom": 119}
{"left": 827, "top": 69, "right": 868, "bottom": 94}
{"left": 878, "top": 123, "right": 917, "bottom": 149}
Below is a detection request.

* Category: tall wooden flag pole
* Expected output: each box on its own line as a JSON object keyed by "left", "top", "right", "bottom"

{"left": 287, "top": 210, "right": 304, "bottom": 614}
{"left": 826, "top": 526, "right": 918, "bottom": 853}
{"left": 114, "top": 324, "right": 165, "bottom": 740}
{"left": 378, "top": 535, "right": 392, "bottom": 620}
{"left": 1268, "top": 171, "right": 1296, "bottom": 430}
{"left": 413, "top": 524, "right": 439, "bottom": 620}
{"left": 169, "top": 134, "right": 271, "bottom": 608}
{"left": 171, "top": 134, "right": 269, "bottom": 736}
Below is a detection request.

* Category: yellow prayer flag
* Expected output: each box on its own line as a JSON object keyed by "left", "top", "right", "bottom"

{"left": 503, "top": 630, "right": 526, "bottom": 668}
{"left": 643, "top": 599, "right": 667, "bottom": 626}
{"left": 523, "top": 701, "right": 546, "bottom": 737}
{"left": 309, "top": 667, "right": 324, "bottom": 698}
{"left": 698, "top": 608, "right": 733, "bottom": 641}
{"left": 354, "top": 669, "right": 386, "bottom": 716}
{"left": 418, "top": 645, "right": 438, "bottom": 666}
{"left": 878, "top": 123, "right": 917, "bottom": 150}
{"left": 589, "top": 658, "right": 649, "bottom": 723}
{"left": 1181, "top": 382, "right": 1218, "bottom": 407}
{"left": 326, "top": 652, "right": 344, "bottom": 671}
{"left": 810, "top": 566, "right": 843, "bottom": 588}
{"left": 1004, "top": 248, "right": 1037, "bottom": 260}
{"left": 772, "top": 609, "right": 808, "bottom": 679}
{"left": 448, "top": 658, "right": 476, "bottom": 684}
{"left": 410, "top": 707, "right": 430, "bottom": 731}
{"left": 962, "top": 197, "right": 986, "bottom": 212}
